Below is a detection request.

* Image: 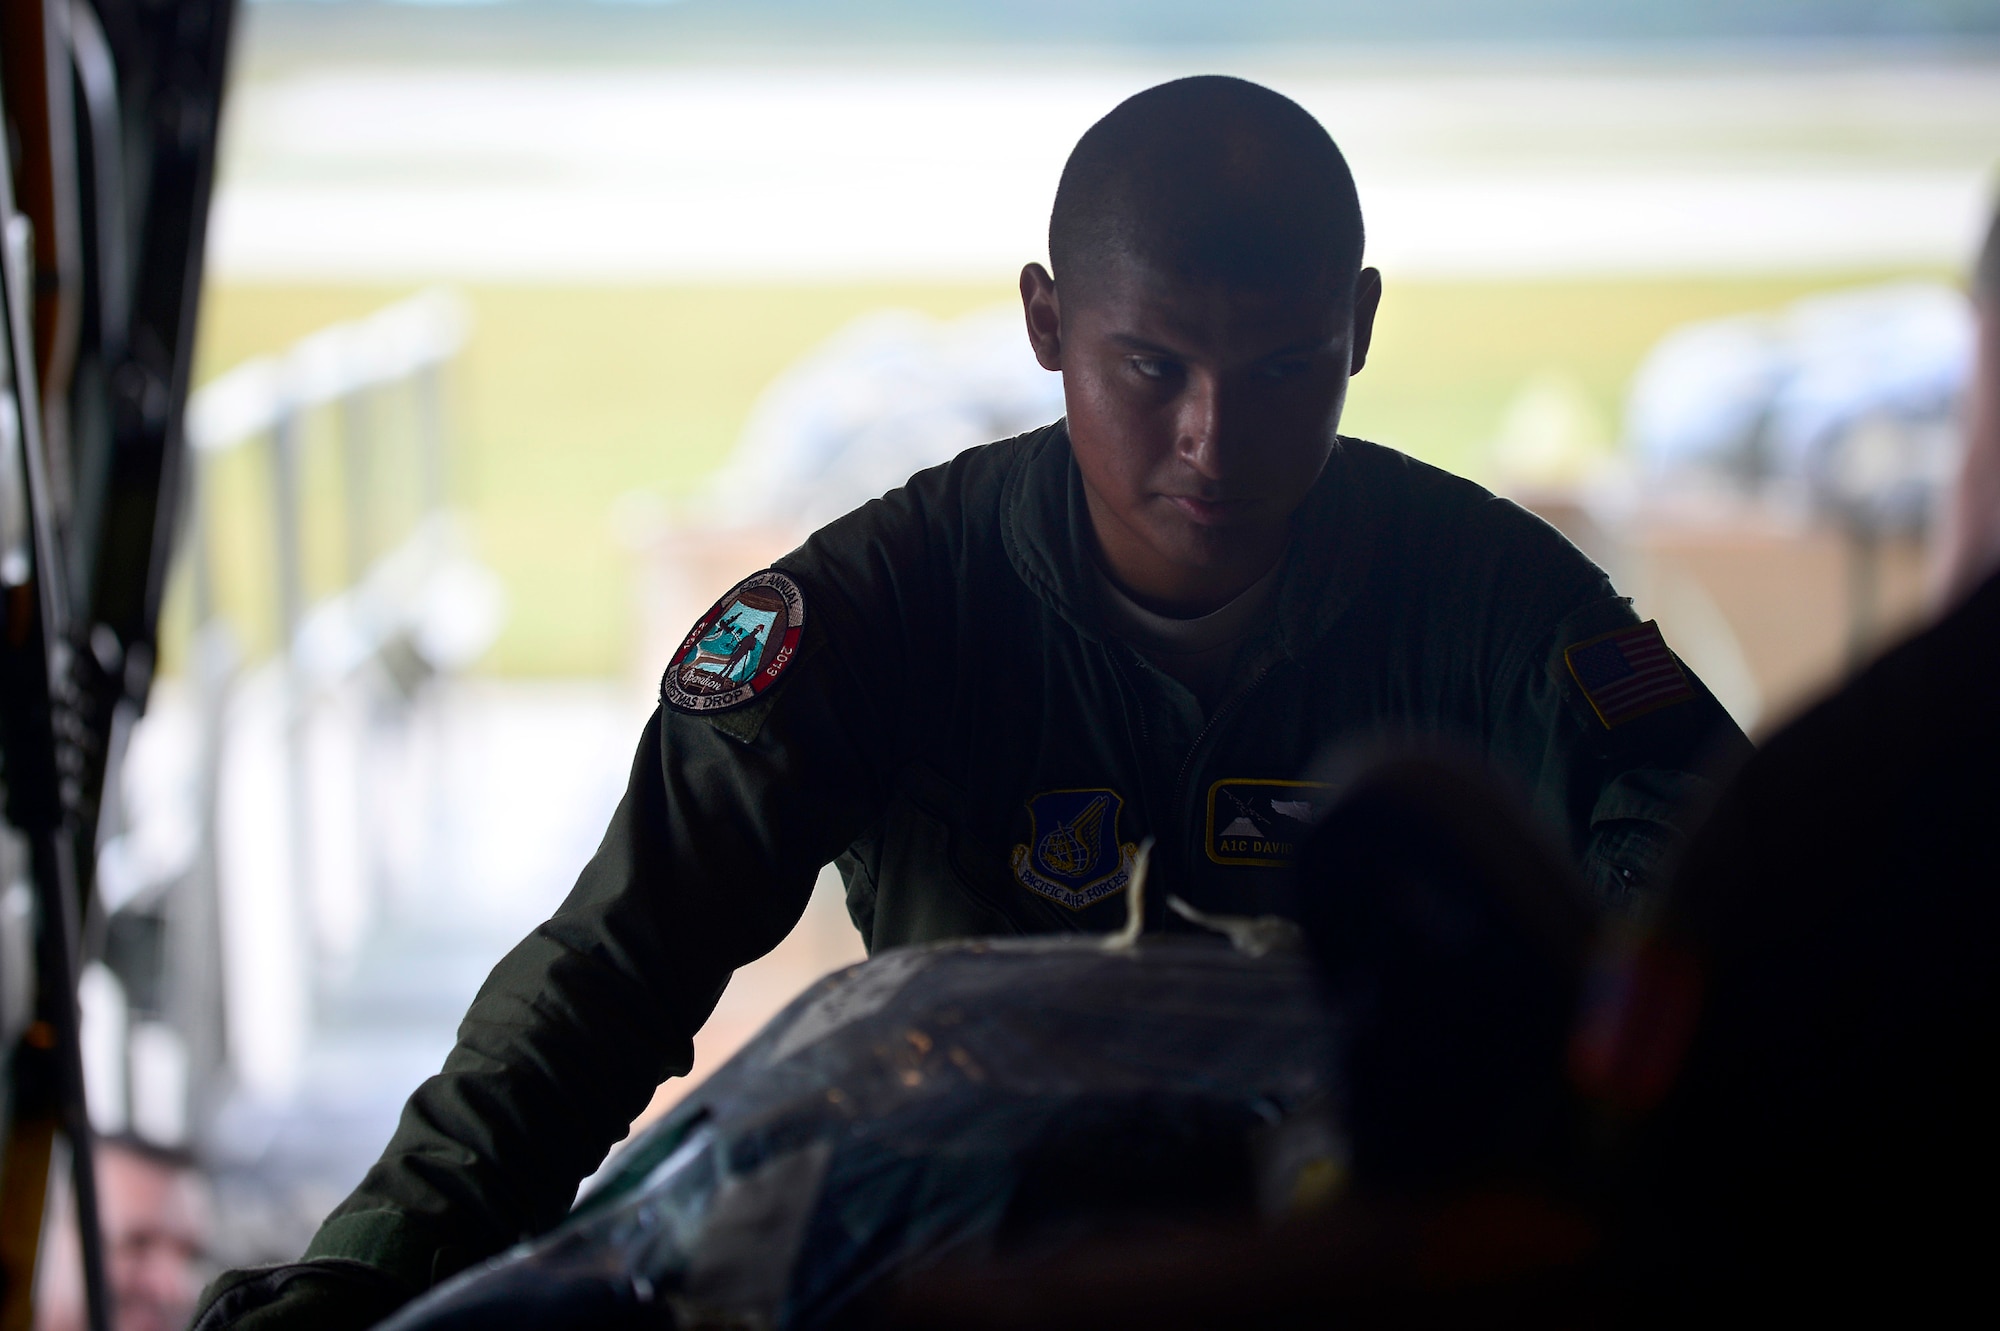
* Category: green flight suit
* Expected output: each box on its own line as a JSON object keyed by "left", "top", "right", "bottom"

{"left": 197, "top": 423, "right": 1747, "bottom": 1327}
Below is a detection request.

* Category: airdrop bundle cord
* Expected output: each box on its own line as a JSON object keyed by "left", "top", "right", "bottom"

{"left": 1102, "top": 838, "right": 1154, "bottom": 951}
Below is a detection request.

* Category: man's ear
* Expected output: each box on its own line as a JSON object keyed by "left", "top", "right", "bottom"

{"left": 1020, "top": 263, "right": 1064, "bottom": 372}
{"left": 1348, "top": 267, "right": 1383, "bottom": 377}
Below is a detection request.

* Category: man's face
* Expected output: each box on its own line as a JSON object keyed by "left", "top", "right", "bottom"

{"left": 101, "top": 1150, "right": 209, "bottom": 1331}
{"left": 1022, "top": 254, "right": 1380, "bottom": 611}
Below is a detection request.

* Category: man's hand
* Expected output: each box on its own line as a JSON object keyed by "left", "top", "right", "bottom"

{"left": 190, "top": 1260, "right": 411, "bottom": 1331}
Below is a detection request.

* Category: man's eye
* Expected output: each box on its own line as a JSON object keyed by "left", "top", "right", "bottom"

{"left": 1259, "top": 358, "right": 1310, "bottom": 380}
{"left": 1129, "top": 357, "right": 1179, "bottom": 382}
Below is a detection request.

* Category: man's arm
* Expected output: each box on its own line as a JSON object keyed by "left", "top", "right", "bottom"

{"left": 195, "top": 562, "right": 913, "bottom": 1328}
{"left": 1500, "top": 594, "right": 1752, "bottom": 910}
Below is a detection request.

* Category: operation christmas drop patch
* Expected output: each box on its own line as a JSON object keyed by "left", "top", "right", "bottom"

{"left": 662, "top": 569, "right": 806, "bottom": 715}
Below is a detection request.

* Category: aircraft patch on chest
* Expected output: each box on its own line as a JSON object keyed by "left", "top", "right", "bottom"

{"left": 1011, "top": 788, "right": 1140, "bottom": 910}
{"left": 662, "top": 569, "right": 806, "bottom": 714}
{"left": 1206, "top": 779, "right": 1331, "bottom": 867}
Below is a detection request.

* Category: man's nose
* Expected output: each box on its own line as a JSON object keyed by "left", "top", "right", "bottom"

{"left": 1174, "top": 373, "right": 1236, "bottom": 481}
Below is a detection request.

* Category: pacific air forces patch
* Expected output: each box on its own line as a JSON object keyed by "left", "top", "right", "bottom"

{"left": 662, "top": 569, "right": 805, "bottom": 714}
{"left": 1011, "top": 788, "right": 1139, "bottom": 910}
{"left": 1207, "top": 779, "right": 1331, "bottom": 867}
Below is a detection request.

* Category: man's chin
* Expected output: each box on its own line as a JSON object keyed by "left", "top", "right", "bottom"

{"left": 1146, "top": 516, "right": 1277, "bottom": 577}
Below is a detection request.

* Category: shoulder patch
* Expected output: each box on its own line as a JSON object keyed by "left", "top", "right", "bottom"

{"left": 662, "top": 569, "right": 806, "bottom": 715}
{"left": 1564, "top": 620, "right": 1694, "bottom": 729}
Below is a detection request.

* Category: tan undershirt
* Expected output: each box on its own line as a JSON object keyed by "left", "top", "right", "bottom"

{"left": 1092, "top": 560, "right": 1284, "bottom": 710}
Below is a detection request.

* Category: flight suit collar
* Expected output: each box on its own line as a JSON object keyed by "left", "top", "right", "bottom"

{"left": 1000, "top": 420, "right": 1376, "bottom": 662}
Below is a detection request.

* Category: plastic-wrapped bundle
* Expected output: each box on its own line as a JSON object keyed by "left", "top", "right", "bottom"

{"left": 380, "top": 936, "right": 1337, "bottom": 1330}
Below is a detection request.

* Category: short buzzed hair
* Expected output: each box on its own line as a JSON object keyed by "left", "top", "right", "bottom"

{"left": 1049, "top": 76, "right": 1364, "bottom": 305}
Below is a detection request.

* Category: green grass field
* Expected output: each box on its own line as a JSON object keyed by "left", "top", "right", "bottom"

{"left": 177, "top": 270, "right": 1945, "bottom": 676}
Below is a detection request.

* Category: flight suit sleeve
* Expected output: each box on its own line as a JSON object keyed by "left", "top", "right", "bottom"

{"left": 1495, "top": 594, "right": 1752, "bottom": 911}
{"left": 209, "top": 560, "right": 917, "bottom": 1325}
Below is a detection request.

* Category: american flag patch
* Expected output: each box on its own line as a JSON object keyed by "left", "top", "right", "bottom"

{"left": 1564, "top": 621, "right": 1694, "bottom": 729}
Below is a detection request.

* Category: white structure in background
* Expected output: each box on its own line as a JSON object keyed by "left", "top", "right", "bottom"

{"left": 635, "top": 305, "right": 1063, "bottom": 677}
{"left": 208, "top": 62, "right": 1998, "bottom": 283}
{"left": 1627, "top": 282, "right": 1973, "bottom": 530}
{"left": 1582, "top": 282, "right": 1977, "bottom": 733}
{"left": 84, "top": 291, "right": 505, "bottom": 1143}
{"left": 701, "top": 305, "right": 1065, "bottom": 531}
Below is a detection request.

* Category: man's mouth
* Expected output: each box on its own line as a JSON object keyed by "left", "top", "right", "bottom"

{"left": 1165, "top": 494, "right": 1254, "bottom": 525}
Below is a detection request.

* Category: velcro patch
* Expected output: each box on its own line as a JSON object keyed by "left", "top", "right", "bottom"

{"left": 1564, "top": 620, "right": 1694, "bottom": 729}
{"left": 1011, "top": 788, "right": 1138, "bottom": 910}
{"left": 1206, "top": 779, "right": 1331, "bottom": 867}
{"left": 662, "top": 569, "right": 806, "bottom": 715}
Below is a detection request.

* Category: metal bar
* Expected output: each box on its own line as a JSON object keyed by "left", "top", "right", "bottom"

{"left": 66, "top": 0, "right": 128, "bottom": 362}
{"left": 414, "top": 362, "right": 449, "bottom": 514}
{"left": 0, "top": 0, "right": 84, "bottom": 515}
{"left": 3, "top": 6, "right": 236, "bottom": 1326}
{"left": 340, "top": 389, "right": 374, "bottom": 583}
{"left": 28, "top": 831, "right": 109, "bottom": 1331}
{"left": 0, "top": 124, "right": 110, "bottom": 1331}
{"left": 175, "top": 456, "right": 231, "bottom": 1133}
{"left": 0, "top": 1111, "right": 57, "bottom": 1331}
{"left": 270, "top": 408, "right": 320, "bottom": 990}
